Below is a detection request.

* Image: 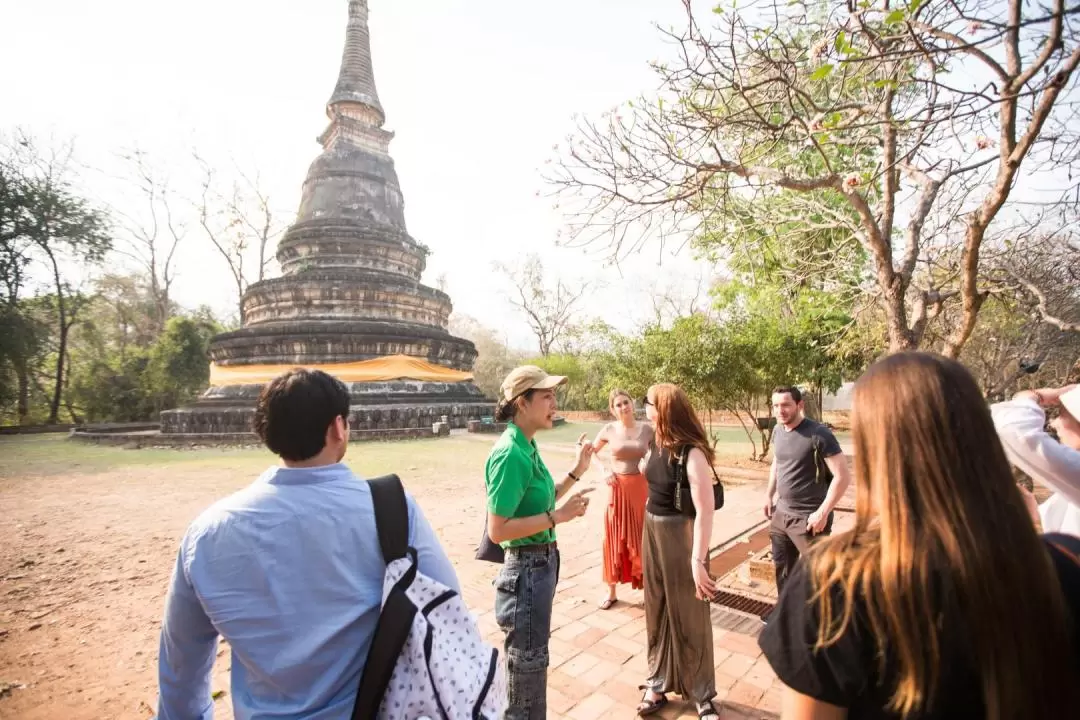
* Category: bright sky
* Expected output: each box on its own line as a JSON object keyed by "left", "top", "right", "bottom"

{"left": 3, "top": 0, "right": 717, "bottom": 351}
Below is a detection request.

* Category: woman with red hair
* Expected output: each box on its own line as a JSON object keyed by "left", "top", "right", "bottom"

{"left": 637, "top": 383, "right": 721, "bottom": 720}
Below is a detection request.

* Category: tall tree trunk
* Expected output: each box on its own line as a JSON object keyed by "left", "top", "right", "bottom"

{"left": 44, "top": 248, "right": 66, "bottom": 425}
{"left": 884, "top": 282, "right": 916, "bottom": 353}
{"left": 63, "top": 351, "right": 80, "bottom": 423}
{"left": 15, "top": 357, "right": 29, "bottom": 424}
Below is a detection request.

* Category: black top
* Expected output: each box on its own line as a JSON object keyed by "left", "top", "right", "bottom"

{"left": 773, "top": 418, "right": 843, "bottom": 515}
{"left": 758, "top": 536, "right": 1080, "bottom": 719}
{"left": 644, "top": 443, "right": 682, "bottom": 516}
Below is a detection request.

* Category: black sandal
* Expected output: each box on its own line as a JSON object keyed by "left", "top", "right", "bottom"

{"left": 696, "top": 700, "right": 719, "bottom": 720}
{"left": 636, "top": 687, "right": 667, "bottom": 717}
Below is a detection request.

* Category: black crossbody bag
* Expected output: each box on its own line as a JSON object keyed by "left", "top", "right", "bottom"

{"left": 672, "top": 445, "right": 725, "bottom": 517}
{"left": 475, "top": 516, "right": 505, "bottom": 564}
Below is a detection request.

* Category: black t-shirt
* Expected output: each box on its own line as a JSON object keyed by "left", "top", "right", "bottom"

{"left": 773, "top": 418, "right": 843, "bottom": 515}
{"left": 758, "top": 537, "right": 1080, "bottom": 719}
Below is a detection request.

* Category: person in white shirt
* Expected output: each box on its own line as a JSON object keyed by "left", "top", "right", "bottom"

{"left": 991, "top": 385, "right": 1080, "bottom": 536}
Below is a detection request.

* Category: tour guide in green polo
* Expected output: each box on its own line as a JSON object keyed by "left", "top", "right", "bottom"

{"left": 485, "top": 365, "right": 595, "bottom": 719}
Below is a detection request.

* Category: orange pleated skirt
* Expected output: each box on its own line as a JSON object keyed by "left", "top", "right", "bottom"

{"left": 603, "top": 471, "right": 649, "bottom": 588}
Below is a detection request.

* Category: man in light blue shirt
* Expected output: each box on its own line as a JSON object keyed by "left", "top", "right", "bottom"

{"left": 156, "top": 369, "right": 460, "bottom": 720}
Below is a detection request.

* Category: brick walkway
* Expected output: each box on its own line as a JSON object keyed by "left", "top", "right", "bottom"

{"left": 439, "top": 438, "right": 786, "bottom": 719}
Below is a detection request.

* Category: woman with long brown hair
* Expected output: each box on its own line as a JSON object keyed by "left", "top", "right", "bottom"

{"left": 592, "top": 388, "right": 653, "bottom": 609}
{"left": 637, "top": 383, "right": 721, "bottom": 720}
{"left": 759, "top": 352, "right": 1080, "bottom": 719}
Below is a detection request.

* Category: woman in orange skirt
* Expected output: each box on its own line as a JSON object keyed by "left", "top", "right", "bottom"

{"left": 592, "top": 389, "right": 653, "bottom": 609}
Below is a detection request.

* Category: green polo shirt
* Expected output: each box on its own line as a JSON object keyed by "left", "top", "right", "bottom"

{"left": 485, "top": 423, "right": 556, "bottom": 548}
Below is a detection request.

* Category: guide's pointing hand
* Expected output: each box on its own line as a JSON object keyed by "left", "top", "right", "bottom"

{"left": 556, "top": 487, "right": 594, "bottom": 523}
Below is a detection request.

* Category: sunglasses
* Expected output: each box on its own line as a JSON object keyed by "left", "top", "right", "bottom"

{"left": 641, "top": 397, "right": 653, "bottom": 407}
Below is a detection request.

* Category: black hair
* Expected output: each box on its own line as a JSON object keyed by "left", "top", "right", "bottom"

{"left": 772, "top": 385, "right": 803, "bottom": 404}
{"left": 253, "top": 369, "right": 350, "bottom": 461}
{"left": 495, "top": 389, "right": 538, "bottom": 423}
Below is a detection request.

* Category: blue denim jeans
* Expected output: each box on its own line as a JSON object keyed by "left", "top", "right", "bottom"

{"left": 493, "top": 544, "right": 560, "bottom": 720}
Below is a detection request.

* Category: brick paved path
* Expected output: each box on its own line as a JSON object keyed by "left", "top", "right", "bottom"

{"left": 442, "top": 436, "right": 787, "bottom": 719}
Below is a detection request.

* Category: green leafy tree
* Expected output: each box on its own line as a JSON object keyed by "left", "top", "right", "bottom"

{"left": 1, "top": 134, "right": 111, "bottom": 423}
{"left": 69, "top": 351, "right": 156, "bottom": 423}
{"left": 144, "top": 316, "right": 220, "bottom": 414}
{"left": 552, "top": 0, "right": 1080, "bottom": 358}
{"left": 712, "top": 282, "right": 857, "bottom": 458}
{"left": 64, "top": 279, "right": 222, "bottom": 423}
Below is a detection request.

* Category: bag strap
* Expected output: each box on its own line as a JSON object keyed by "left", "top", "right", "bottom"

{"left": 352, "top": 474, "right": 417, "bottom": 720}
{"left": 676, "top": 445, "right": 690, "bottom": 483}
{"left": 676, "top": 445, "right": 720, "bottom": 485}
{"left": 368, "top": 474, "right": 409, "bottom": 562}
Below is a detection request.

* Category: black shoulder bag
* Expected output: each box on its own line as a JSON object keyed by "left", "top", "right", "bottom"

{"left": 352, "top": 474, "right": 417, "bottom": 719}
{"left": 672, "top": 445, "right": 725, "bottom": 517}
{"left": 475, "top": 515, "right": 505, "bottom": 564}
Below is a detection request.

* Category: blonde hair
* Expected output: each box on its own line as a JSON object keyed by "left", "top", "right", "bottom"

{"left": 608, "top": 388, "right": 632, "bottom": 416}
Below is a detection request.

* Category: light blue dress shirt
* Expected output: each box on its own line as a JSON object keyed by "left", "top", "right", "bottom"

{"left": 155, "top": 463, "right": 460, "bottom": 720}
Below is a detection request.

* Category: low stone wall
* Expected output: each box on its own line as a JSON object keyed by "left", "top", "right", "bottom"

{"left": 467, "top": 420, "right": 507, "bottom": 434}
{"left": 162, "top": 402, "right": 494, "bottom": 435}
{"left": 69, "top": 426, "right": 440, "bottom": 448}
{"left": 0, "top": 423, "right": 77, "bottom": 435}
{"left": 78, "top": 422, "right": 160, "bottom": 434}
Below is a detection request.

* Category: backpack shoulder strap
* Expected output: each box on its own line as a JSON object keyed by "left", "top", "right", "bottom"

{"left": 368, "top": 474, "right": 409, "bottom": 562}
{"left": 352, "top": 474, "right": 416, "bottom": 720}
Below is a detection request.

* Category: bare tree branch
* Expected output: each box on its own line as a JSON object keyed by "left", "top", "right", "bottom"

{"left": 496, "top": 255, "right": 588, "bottom": 356}
{"left": 549, "top": 0, "right": 1080, "bottom": 358}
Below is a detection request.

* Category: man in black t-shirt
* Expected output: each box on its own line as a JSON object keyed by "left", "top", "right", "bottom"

{"left": 765, "top": 385, "right": 851, "bottom": 598}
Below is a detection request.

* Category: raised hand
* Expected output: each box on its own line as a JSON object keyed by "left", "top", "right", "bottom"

{"left": 555, "top": 487, "right": 595, "bottom": 523}
{"left": 573, "top": 432, "right": 595, "bottom": 476}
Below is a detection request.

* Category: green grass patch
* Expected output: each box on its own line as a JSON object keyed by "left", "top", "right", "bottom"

{"left": 0, "top": 433, "right": 497, "bottom": 480}
{"left": 537, "top": 421, "right": 606, "bottom": 444}
{"left": 0, "top": 423, "right": 835, "bottom": 480}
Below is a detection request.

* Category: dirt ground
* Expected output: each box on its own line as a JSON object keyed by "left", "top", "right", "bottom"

{"left": 0, "top": 429, "right": 774, "bottom": 720}
{"left": 0, "top": 434, "right": 503, "bottom": 720}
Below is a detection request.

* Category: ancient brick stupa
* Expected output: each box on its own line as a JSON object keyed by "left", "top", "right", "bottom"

{"left": 160, "top": 0, "right": 492, "bottom": 439}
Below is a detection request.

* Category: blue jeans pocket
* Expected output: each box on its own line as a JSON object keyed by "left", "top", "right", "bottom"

{"left": 493, "top": 565, "right": 521, "bottom": 633}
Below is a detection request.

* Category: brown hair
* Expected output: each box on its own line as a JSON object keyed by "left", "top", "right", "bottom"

{"left": 647, "top": 383, "right": 715, "bottom": 467}
{"left": 494, "top": 389, "right": 538, "bottom": 423}
{"left": 608, "top": 388, "right": 632, "bottom": 415}
{"left": 809, "top": 352, "right": 1077, "bottom": 718}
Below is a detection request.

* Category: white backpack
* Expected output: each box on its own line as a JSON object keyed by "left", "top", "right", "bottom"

{"left": 352, "top": 475, "right": 507, "bottom": 720}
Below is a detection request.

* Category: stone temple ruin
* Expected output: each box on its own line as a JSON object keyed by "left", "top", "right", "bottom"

{"left": 158, "top": 0, "right": 493, "bottom": 441}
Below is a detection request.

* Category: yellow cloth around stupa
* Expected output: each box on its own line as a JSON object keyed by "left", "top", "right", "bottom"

{"left": 209, "top": 354, "right": 473, "bottom": 387}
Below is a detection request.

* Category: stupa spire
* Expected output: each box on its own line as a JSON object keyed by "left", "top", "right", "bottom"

{"left": 328, "top": 0, "right": 384, "bottom": 125}
{"left": 159, "top": 0, "right": 491, "bottom": 442}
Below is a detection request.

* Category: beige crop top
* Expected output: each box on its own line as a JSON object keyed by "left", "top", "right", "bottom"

{"left": 600, "top": 423, "right": 654, "bottom": 475}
